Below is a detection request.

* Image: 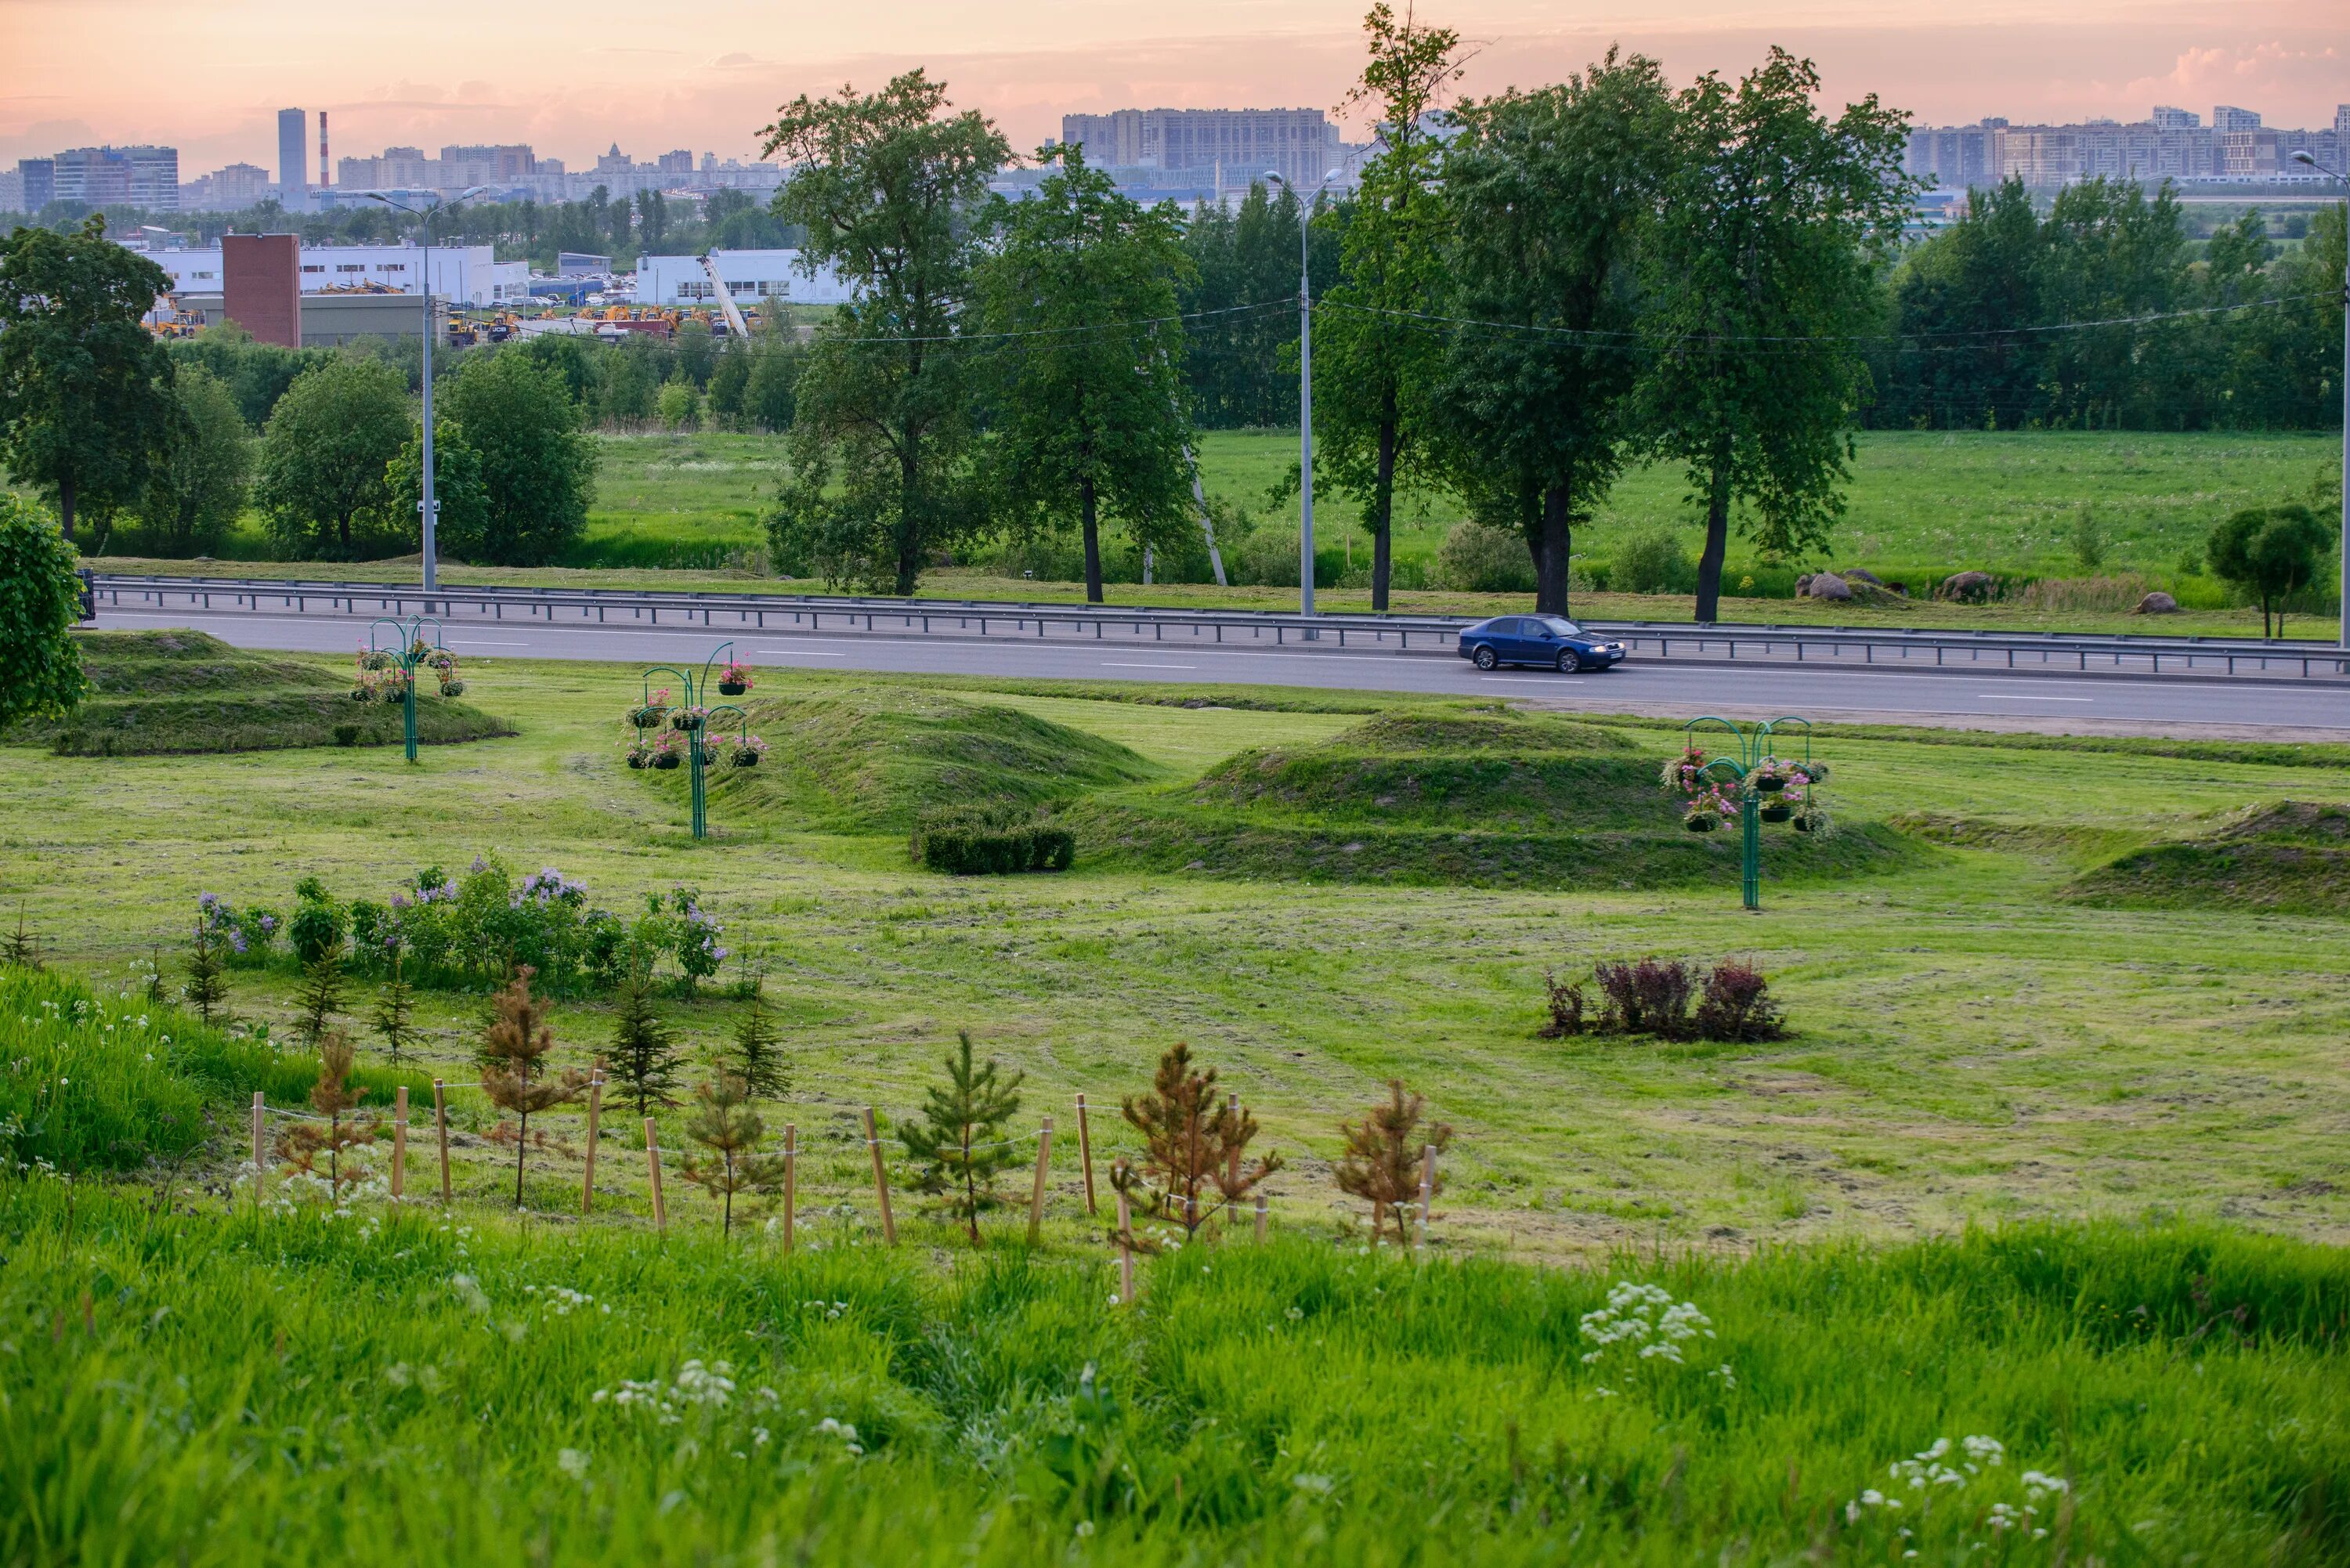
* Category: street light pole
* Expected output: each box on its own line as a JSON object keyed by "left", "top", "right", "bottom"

{"left": 1266, "top": 167, "right": 1343, "bottom": 622}
{"left": 367, "top": 186, "right": 486, "bottom": 594}
{"left": 2291, "top": 150, "right": 2348, "bottom": 649}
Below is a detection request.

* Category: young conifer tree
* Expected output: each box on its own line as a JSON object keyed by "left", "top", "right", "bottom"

{"left": 730, "top": 969, "right": 790, "bottom": 1100}
{"left": 679, "top": 1071, "right": 784, "bottom": 1236}
{"left": 372, "top": 948, "right": 416, "bottom": 1064}
{"left": 292, "top": 951, "right": 346, "bottom": 1050}
{"left": 608, "top": 955, "right": 684, "bottom": 1116}
{"left": 276, "top": 1028, "right": 376, "bottom": 1196}
{"left": 901, "top": 1030, "right": 1025, "bottom": 1245}
{"left": 479, "top": 966, "right": 586, "bottom": 1207}
{"left": 183, "top": 917, "right": 228, "bottom": 1024}
{"left": 1115, "top": 1042, "right": 1281, "bottom": 1242}
{"left": 1333, "top": 1079, "right": 1452, "bottom": 1245}
{"left": 2, "top": 903, "right": 38, "bottom": 968}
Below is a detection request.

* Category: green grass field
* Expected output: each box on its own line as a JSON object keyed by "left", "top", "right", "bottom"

{"left": 8, "top": 641, "right": 2350, "bottom": 1560}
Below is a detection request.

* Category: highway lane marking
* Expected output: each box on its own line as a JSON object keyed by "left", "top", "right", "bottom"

{"left": 449, "top": 638, "right": 528, "bottom": 646}
{"left": 1101, "top": 661, "right": 1198, "bottom": 670}
{"left": 1978, "top": 694, "right": 2094, "bottom": 702}
{"left": 752, "top": 648, "right": 846, "bottom": 657}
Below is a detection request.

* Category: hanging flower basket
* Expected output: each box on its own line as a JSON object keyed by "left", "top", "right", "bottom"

{"left": 652, "top": 750, "right": 682, "bottom": 771}
{"left": 1753, "top": 772, "right": 1787, "bottom": 794}
{"left": 629, "top": 706, "right": 664, "bottom": 728}
{"left": 731, "top": 734, "right": 768, "bottom": 767}
{"left": 671, "top": 706, "right": 708, "bottom": 733}
{"left": 626, "top": 745, "right": 650, "bottom": 770}
{"left": 439, "top": 678, "right": 468, "bottom": 697}
{"left": 1792, "top": 815, "right": 1813, "bottom": 833}
{"left": 1683, "top": 811, "right": 1719, "bottom": 833}
{"left": 1758, "top": 801, "right": 1794, "bottom": 823}
{"left": 717, "top": 662, "right": 753, "bottom": 696}
{"left": 349, "top": 686, "right": 373, "bottom": 703}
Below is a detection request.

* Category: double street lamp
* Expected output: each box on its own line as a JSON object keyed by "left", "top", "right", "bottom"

{"left": 364, "top": 185, "right": 487, "bottom": 593}
{"left": 2289, "top": 149, "right": 2348, "bottom": 649}
{"left": 1264, "top": 166, "right": 1345, "bottom": 623}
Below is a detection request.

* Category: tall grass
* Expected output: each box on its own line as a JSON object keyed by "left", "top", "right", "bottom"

{"left": 0, "top": 966, "right": 436, "bottom": 1172}
{"left": 2, "top": 1174, "right": 2343, "bottom": 1565}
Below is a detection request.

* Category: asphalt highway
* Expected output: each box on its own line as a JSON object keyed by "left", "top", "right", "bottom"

{"left": 94, "top": 604, "right": 2350, "bottom": 735}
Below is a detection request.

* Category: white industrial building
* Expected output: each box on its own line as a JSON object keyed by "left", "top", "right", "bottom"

{"left": 135, "top": 241, "right": 528, "bottom": 306}
{"left": 635, "top": 250, "right": 851, "bottom": 308}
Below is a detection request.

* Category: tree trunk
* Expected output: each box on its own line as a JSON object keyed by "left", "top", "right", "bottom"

{"left": 1694, "top": 441, "right": 1734, "bottom": 624}
{"left": 1372, "top": 399, "right": 1397, "bottom": 613}
{"left": 515, "top": 1109, "right": 529, "bottom": 1206}
{"left": 724, "top": 1153, "right": 735, "bottom": 1236}
{"left": 56, "top": 476, "right": 76, "bottom": 543}
{"left": 1535, "top": 483, "right": 1574, "bottom": 616}
{"left": 1079, "top": 475, "right": 1103, "bottom": 605}
{"left": 894, "top": 437, "right": 922, "bottom": 596}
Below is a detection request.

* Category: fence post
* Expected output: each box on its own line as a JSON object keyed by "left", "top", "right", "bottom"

{"left": 1225, "top": 1092, "right": 1242, "bottom": 1230}
{"left": 1255, "top": 1190, "right": 1268, "bottom": 1242}
{"left": 782, "top": 1124, "right": 796, "bottom": 1253}
{"left": 863, "top": 1107, "right": 896, "bottom": 1246}
{"left": 644, "top": 1118, "right": 667, "bottom": 1235}
{"left": 391, "top": 1086, "right": 408, "bottom": 1202}
{"left": 1027, "top": 1116, "right": 1054, "bottom": 1245}
{"left": 250, "top": 1092, "right": 265, "bottom": 1207}
{"left": 580, "top": 1066, "right": 605, "bottom": 1216}
{"left": 1115, "top": 1186, "right": 1136, "bottom": 1305}
{"left": 1075, "top": 1093, "right": 1097, "bottom": 1216}
{"left": 432, "top": 1080, "right": 452, "bottom": 1203}
{"left": 1414, "top": 1143, "right": 1437, "bottom": 1255}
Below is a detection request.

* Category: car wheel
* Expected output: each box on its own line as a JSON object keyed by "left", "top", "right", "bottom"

{"left": 1472, "top": 645, "right": 1498, "bottom": 670}
{"left": 1556, "top": 649, "right": 1578, "bottom": 673}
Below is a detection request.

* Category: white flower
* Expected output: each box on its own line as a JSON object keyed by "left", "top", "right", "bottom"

{"left": 557, "top": 1448, "right": 590, "bottom": 1479}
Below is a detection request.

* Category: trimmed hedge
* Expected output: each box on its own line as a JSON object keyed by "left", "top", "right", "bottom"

{"left": 909, "top": 807, "right": 1076, "bottom": 875}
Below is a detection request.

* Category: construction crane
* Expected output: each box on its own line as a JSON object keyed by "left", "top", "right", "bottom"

{"left": 698, "top": 254, "right": 752, "bottom": 338}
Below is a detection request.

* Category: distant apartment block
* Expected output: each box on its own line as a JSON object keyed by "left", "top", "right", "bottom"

{"left": 1058, "top": 107, "right": 1359, "bottom": 195}
{"left": 1907, "top": 104, "right": 2347, "bottom": 190}
{"left": 278, "top": 109, "right": 307, "bottom": 203}
{"left": 181, "top": 161, "right": 270, "bottom": 211}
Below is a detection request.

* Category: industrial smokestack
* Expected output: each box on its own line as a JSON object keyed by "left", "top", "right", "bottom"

{"left": 319, "top": 111, "right": 329, "bottom": 189}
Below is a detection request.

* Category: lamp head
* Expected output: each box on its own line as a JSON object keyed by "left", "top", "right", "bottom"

{"left": 1263, "top": 169, "right": 1287, "bottom": 186}
{"left": 457, "top": 185, "right": 489, "bottom": 202}
{"left": 2293, "top": 150, "right": 2317, "bottom": 168}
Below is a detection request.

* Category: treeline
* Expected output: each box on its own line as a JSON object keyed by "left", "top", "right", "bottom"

{"left": 2, "top": 186, "right": 804, "bottom": 274}
{"left": 1866, "top": 178, "right": 2347, "bottom": 432}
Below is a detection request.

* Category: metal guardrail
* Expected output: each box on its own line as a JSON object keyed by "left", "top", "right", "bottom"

{"left": 89, "top": 573, "right": 2350, "bottom": 683}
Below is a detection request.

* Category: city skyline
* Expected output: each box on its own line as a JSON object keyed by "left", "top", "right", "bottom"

{"left": 2, "top": 1, "right": 2345, "bottom": 172}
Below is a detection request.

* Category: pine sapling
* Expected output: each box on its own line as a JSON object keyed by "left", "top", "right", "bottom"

{"left": 372, "top": 949, "right": 416, "bottom": 1064}
{"left": 900, "top": 1030, "right": 1025, "bottom": 1245}
{"left": 2, "top": 902, "right": 38, "bottom": 969}
{"left": 183, "top": 918, "right": 228, "bottom": 1024}
{"left": 479, "top": 966, "right": 587, "bottom": 1208}
{"left": 608, "top": 957, "right": 684, "bottom": 1116}
{"left": 679, "top": 1071, "right": 785, "bottom": 1236}
{"left": 292, "top": 950, "right": 347, "bottom": 1050}
{"left": 1114, "top": 1042, "right": 1281, "bottom": 1244}
{"left": 1333, "top": 1079, "right": 1453, "bottom": 1245}
{"left": 275, "top": 1028, "right": 377, "bottom": 1197}
{"left": 730, "top": 970, "right": 790, "bottom": 1100}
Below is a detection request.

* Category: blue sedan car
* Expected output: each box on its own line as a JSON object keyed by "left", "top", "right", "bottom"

{"left": 1458, "top": 615, "right": 1626, "bottom": 672}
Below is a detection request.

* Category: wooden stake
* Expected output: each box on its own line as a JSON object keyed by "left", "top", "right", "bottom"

{"left": 391, "top": 1086, "right": 408, "bottom": 1202}
{"left": 580, "top": 1068, "right": 605, "bottom": 1216}
{"left": 1075, "top": 1093, "right": 1097, "bottom": 1216}
{"left": 1027, "top": 1116, "right": 1054, "bottom": 1245}
{"left": 1414, "top": 1143, "right": 1437, "bottom": 1255}
{"left": 249, "top": 1092, "right": 264, "bottom": 1206}
{"left": 644, "top": 1118, "right": 667, "bottom": 1235}
{"left": 862, "top": 1107, "right": 895, "bottom": 1246}
{"left": 1115, "top": 1185, "right": 1136, "bottom": 1305}
{"left": 432, "top": 1080, "right": 452, "bottom": 1204}
{"left": 1255, "top": 1190, "right": 1268, "bottom": 1242}
{"left": 781, "top": 1123, "right": 796, "bottom": 1253}
{"left": 1225, "top": 1092, "right": 1241, "bottom": 1230}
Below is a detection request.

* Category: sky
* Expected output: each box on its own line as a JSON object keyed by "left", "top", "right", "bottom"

{"left": 2, "top": 0, "right": 2344, "bottom": 172}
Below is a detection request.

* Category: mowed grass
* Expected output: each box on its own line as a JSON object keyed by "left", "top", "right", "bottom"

{"left": 6, "top": 1172, "right": 2348, "bottom": 1564}
{"left": 3, "top": 651, "right": 2348, "bottom": 1252}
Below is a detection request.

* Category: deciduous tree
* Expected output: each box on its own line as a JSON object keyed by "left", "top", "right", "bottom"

{"left": 254, "top": 356, "right": 410, "bottom": 558}
{"left": 0, "top": 493, "right": 85, "bottom": 728}
{"left": 438, "top": 350, "right": 597, "bottom": 565}
{"left": 132, "top": 365, "right": 249, "bottom": 558}
{"left": 2208, "top": 503, "right": 2334, "bottom": 638}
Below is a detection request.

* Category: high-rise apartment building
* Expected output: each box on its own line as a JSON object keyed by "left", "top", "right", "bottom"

{"left": 2211, "top": 106, "right": 2261, "bottom": 132}
{"left": 1059, "top": 107, "right": 1350, "bottom": 192}
{"left": 277, "top": 108, "right": 307, "bottom": 201}
{"left": 16, "top": 157, "right": 56, "bottom": 212}
{"left": 2150, "top": 107, "right": 2199, "bottom": 130}
{"left": 49, "top": 146, "right": 176, "bottom": 210}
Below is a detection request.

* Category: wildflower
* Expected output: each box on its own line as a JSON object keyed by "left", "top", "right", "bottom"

{"left": 557, "top": 1448, "right": 590, "bottom": 1479}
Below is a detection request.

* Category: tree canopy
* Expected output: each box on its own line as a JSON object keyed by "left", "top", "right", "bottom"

{"left": 253, "top": 356, "right": 411, "bottom": 559}
{"left": 0, "top": 493, "right": 85, "bottom": 728}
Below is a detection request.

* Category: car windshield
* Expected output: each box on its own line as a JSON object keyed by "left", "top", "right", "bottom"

{"left": 1535, "top": 616, "right": 1583, "bottom": 637}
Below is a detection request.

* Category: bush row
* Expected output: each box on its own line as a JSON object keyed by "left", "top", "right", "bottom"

{"left": 910, "top": 808, "right": 1076, "bottom": 876}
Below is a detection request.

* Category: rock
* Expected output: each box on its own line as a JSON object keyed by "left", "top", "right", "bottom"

{"left": 2135, "top": 591, "right": 2179, "bottom": 615}
{"left": 1794, "top": 573, "right": 1813, "bottom": 596}
{"left": 1939, "top": 570, "right": 1994, "bottom": 603}
{"left": 1841, "top": 568, "right": 1882, "bottom": 586}
{"left": 1805, "top": 572, "right": 1853, "bottom": 601}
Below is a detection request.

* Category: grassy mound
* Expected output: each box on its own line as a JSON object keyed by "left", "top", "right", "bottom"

{"left": 1078, "top": 708, "right": 1904, "bottom": 887}
{"left": 669, "top": 688, "right": 1162, "bottom": 833}
{"left": 2068, "top": 800, "right": 2350, "bottom": 916}
{"left": 6, "top": 630, "right": 513, "bottom": 756}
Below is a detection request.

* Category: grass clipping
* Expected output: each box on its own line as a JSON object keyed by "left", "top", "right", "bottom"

{"left": 11, "top": 630, "right": 513, "bottom": 756}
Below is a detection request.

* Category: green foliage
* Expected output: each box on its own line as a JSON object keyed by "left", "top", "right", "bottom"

{"left": 978, "top": 143, "right": 1194, "bottom": 604}
{"left": 0, "top": 493, "right": 85, "bottom": 728}
{"left": 2207, "top": 502, "right": 2334, "bottom": 638}
{"left": 254, "top": 356, "right": 412, "bottom": 558}
{"left": 1177, "top": 181, "right": 1329, "bottom": 429}
{"left": 2070, "top": 800, "right": 2350, "bottom": 916}
{"left": 126, "top": 365, "right": 251, "bottom": 558}
{"left": 164, "top": 325, "right": 336, "bottom": 429}
{"left": 1333, "top": 1078, "right": 1452, "bottom": 1244}
{"left": 606, "top": 955, "right": 684, "bottom": 1117}
{"left": 287, "top": 888, "right": 347, "bottom": 968}
{"left": 1430, "top": 520, "right": 1538, "bottom": 592}
{"left": 1610, "top": 526, "right": 1694, "bottom": 594}
{"left": 371, "top": 950, "right": 414, "bottom": 1064}
{"left": 291, "top": 952, "right": 345, "bottom": 1050}
{"left": 910, "top": 807, "right": 1076, "bottom": 875}
{"left": 761, "top": 70, "right": 1010, "bottom": 594}
{"left": 478, "top": 967, "right": 586, "bottom": 1206}
{"left": 1115, "top": 1041, "right": 1278, "bottom": 1241}
{"left": 656, "top": 378, "right": 700, "bottom": 432}
{"left": 438, "top": 349, "right": 598, "bottom": 566}
{"left": 2070, "top": 504, "right": 2109, "bottom": 570}
{"left": 386, "top": 412, "right": 489, "bottom": 565}
{"left": 900, "top": 1030, "right": 1025, "bottom": 1243}
{"left": 0, "top": 215, "right": 175, "bottom": 546}
{"left": 729, "top": 971, "right": 790, "bottom": 1100}
{"left": 679, "top": 1072, "right": 785, "bottom": 1236}
{"left": 183, "top": 917, "right": 228, "bottom": 1024}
